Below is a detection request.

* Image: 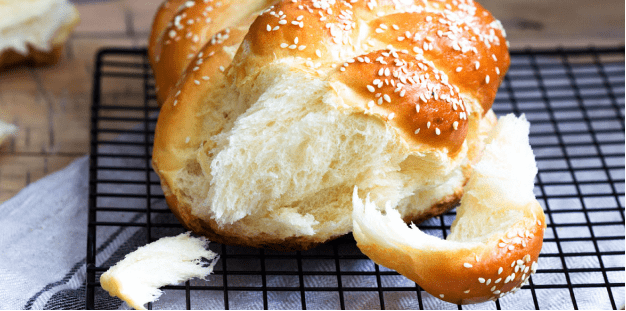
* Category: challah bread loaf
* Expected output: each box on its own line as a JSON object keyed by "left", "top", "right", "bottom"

{"left": 152, "top": 0, "right": 510, "bottom": 251}
{"left": 353, "top": 114, "right": 546, "bottom": 304}
{"left": 0, "top": 0, "right": 79, "bottom": 71}
{"left": 149, "top": 0, "right": 278, "bottom": 105}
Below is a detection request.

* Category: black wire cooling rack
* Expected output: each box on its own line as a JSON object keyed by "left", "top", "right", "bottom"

{"left": 86, "top": 47, "right": 625, "bottom": 310}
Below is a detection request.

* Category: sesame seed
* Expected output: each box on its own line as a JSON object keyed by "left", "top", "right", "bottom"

{"left": 367, "top": 100, "right": 375, "bottom": 107}
{"left": 486, "top": 279, "right": 491, "bottom": 285}
{"left": 315, "top": 49, "right": 322, "bottom": 57}
{"left": 273, "top": 26, "right": 280, "bottom": 31}
{"left": 491, "top": 286, "right": 496, "bottom": 291}
{"left": 298, "top": 45, "right": 306, "bottom": 50}
{"left": 456, "top": 67, "right": 462, "bottom": 72}
{"left": 294, "top": 37, "right": 299, "bottom": 44}
{"left": 495, "top": 278, "right": 502, "bottom": 284}
{"left": 185, "top": 136, "right": 190, "bottom": 143}
{"left": 202, "top": 76, "right": 210, "bottom": 80}
{"left": 440, "top": 294, "right": 444, "bottom": 298}
{"left": 492, "top": 54, "right": 497, "bottom": 61}
{"left": 194, "top": 80, "right": 200, "bottom": 85}
{"left": 427, "top": 121, "right": 431, "bottom": 128}
{"left": 392, "top": 24, "right": 399, "bottom": 30}
{"left": 485, "top": 75, "right": 490, "bottom": 84}
{"left": 415, "top": 104, "right": 420, "bottom": 113}
{"left": 496, "top": 67, "right": 501, "bottom": 75}
{"left": 400, "top": 90, "right": 406, "bottom": 97}
{"left": 219, "top": 66, "right": 225, "bottom": 72}
{"left": 288, "top": 44, "right": 297, "bottom": 49}
{"left": 510, "top": 272, "right": 516, "bottom": 280}
{"left": 452, "top": 121, "right": 459, "bottom": 130}
{"left": 508, "top": 245, "right": 514, "bottom": 251}
{"left": 280, "top": 43, "right": 288, "bottom": 48}
{"left": 367, "top": 85, "right": 375, "bottom": 92}
{"left": 475, "top": 61, "right": 480, "bottom": 70}
{"left": 464, "top": 263, "right": 472, "bottom": 268}
{"left": 517, "top": 259, "right": 524, "bottom": 265}
{"left": 464, "top": 290, "right": 470, "bottom": 294}
{"left": 414, "top": 128, "right": 420, "bottom": 134}
{"left": 498, "top": 267, "right": 503, "bottom": 274}
{"left": 494, "top": 290, "right": 501, "bottom": 295}
{"left": 383, "top": 94, "right": 391, "bottom": 103}
{"left": 266, "top": 24, "right": 272, "bottom": 31}
{"left": 435, "top": 128, "right": 441, "bottom": 135}
{"left": 478, "top": 278, "right": 485, "bottom": 283}
{"left": 279, "top": 20, "right": 287, "bottom": 25}
{"left": 173, "top": 99, "right": 178, "bottom": 106}
{"left": 388, "top": 112, "right": 395, "bottom": 120}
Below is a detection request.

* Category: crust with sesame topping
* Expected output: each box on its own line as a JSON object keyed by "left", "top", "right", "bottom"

{"left": 149, "top": 0, "right": 278, "bottom": 106}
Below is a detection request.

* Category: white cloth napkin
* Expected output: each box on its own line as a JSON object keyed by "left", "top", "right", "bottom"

{"left": 0, "top": 150, "right": 623, "bottom": 309}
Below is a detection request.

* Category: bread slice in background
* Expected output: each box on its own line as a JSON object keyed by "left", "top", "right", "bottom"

{"left": 100, "top": 232, "right": 219, "bottom": 310}
{"left": 0, "top": 0, "right": 79, "bottom": 70}
{"left": 0, "top": 120, "right": 17, "bottom": 147}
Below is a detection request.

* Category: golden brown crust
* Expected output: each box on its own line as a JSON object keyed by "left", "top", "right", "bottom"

{"left": 150, "top": 0, "right": 278, "bottom": 106}
{"left": 358, "top": 201, "right": 546, "bottom": 304}
{"left": 148, "top": 0, "right": 187, "bottom": 67}
{"left": 0, "top": 44, "right": 64, "bottom": 71}
{"left": 336, "top": 49, "right": 470, "bottom": 154}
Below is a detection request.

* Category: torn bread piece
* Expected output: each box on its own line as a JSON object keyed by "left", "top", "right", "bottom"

{"left": 0, "top": 120, "right": 17, "bottom": 147}
{"left": 100, "top": 232, "right": 219, "bottom": 310}
{"left": 352, "top": 114, "right": 546, "bottom": 304}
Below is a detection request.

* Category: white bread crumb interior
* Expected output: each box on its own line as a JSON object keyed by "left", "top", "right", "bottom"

{"left": 100, "top": 232, "right": 219, "bottom": 310}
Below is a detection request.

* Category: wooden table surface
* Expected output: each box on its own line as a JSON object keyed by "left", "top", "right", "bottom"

{"left": 0, "top": 0, "right": 623, "bottom": 203}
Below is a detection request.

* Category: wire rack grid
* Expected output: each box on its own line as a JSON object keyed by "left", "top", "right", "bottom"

{"left": 86, "top": 47, "right": 625, "bottom": 310}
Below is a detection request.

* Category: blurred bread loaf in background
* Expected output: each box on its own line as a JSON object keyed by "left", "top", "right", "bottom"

{"left": 0, "top": 0, "right": 80, "bottom": 71}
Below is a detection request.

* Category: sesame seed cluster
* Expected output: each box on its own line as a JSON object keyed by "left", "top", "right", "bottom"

{"left": 149, "top": 0, "right": 277, "bottom": 106}
{"left": 243, "top": 0, "right": 508, "bottom": 152}
{"left": 454, "top": 219, "right": 544, "bottom": 302}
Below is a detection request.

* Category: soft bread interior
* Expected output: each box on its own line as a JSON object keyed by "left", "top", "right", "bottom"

{"left": 448, "top": 114, "right": 537, "bottom": 243}
{"left": 100, "top": 232, "right": 218, "bottom": 310}
{"left": 170, "top": 63, "right": 472, "bottom": 242}
{"left": 353, "top": 114, "right": 536, "bottom": 250}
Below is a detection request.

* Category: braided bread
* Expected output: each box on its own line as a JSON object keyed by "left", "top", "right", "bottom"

{"left": 139, "top": 0, "right": 548, "bottom": 305}
{"left": 152, "top": 0, "right": 511, "bottom": 250}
